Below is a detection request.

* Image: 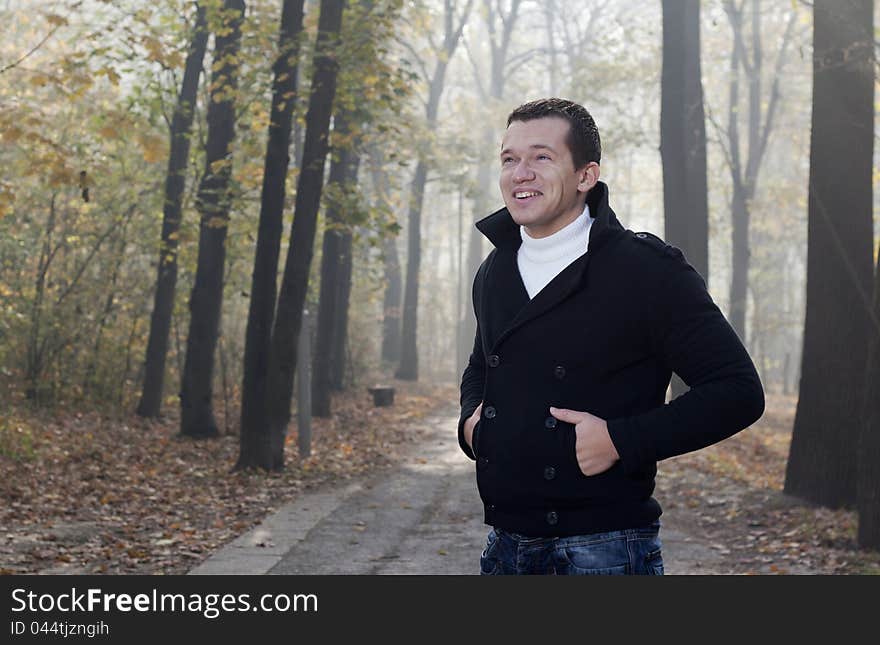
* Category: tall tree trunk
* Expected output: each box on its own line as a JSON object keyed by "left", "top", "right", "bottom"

{"left": 462, "top": 130, "right": 492, "bottom": 374}
{"left": 728, "top": 179, "right": 750, "bottom": 336}
{"left": 660, "top": 0, "right": 708, "bottom": 281}
{"left": 859, "top": 252, "right": 880, "bottom": 548}
{"left": 660, "top": 0, "right": 709, "bottom": 399}
{"left": 396, "top": 0, "right": 474, "bottom": 381}
{"left": 26, "top": 194, "right": 57, "bottom": 402}
{"left": 723, "top": 0, "right": 795, "bottom": 340}
{"left": 137, "top": 4, "right": 209, "bottom": 418}
{"left": 784, "top": 0, "right": 874, "bottom": 508}
{"left": 312, "top": 110, "right": 357, "bottom": 416}
{"left": 326, "top": 0, "right": 379, "bottom": 394}
{"left": 725, "top": 1, "right": 753, "bottom": 339}
{"left": 237, "top": 0, "right": 305, "bottom": 470}
{"left": 331, "top": 223, "right": 354, "bottom": 390}
{"left": 381, "top": 235, "right": 402, "bottom": 364}
{"left": 543, "top": 0, "right": 557, "bottom": 96}
{"left": 265, "top": 0, "right": 345, "bottom": 469}
{"left": 179, "top": 0, "right": 245, "bottom": 439}
{"left": 370, "top": 152, "right": 401, "bottom": 365}
{"left": 396, "top": 155, "right": 429, "bottom": 381}
{"left": 461, "top": 0, "right": 520, "bottom": 378}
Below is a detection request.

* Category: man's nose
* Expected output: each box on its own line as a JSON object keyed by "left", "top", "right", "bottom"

{"left": 512, "top": 160, "right": 535, "bottom": 182}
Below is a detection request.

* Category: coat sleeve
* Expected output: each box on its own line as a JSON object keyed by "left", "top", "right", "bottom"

{"left": 606, "top": 252, "right": 765, "bottom": 475}
{"left": 458, "top": 261, "right": 488, "bottom": 461}
{"left": 458, "top": 324, "right": 485, "bottom": 461}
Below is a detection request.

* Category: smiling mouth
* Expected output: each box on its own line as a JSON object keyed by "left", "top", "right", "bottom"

{"left": 514, "top": 191, "right": 541, "bottom": 199}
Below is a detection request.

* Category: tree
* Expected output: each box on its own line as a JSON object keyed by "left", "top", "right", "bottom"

{"left": 0, "top": 1, "right": 233, "bottom": 409}
{"left": 660, "top": 0, "right": 708, "bottom": 286}
{"left": 860, "top": 251, "right": 880, "bottom": 548}
{"left": 373, "top": 148, "right": 403, "bottom": 365}
{"left": 784, "top": 0, "right": 874, "bottom": 508}
{"left": 312, "top": 108, "right": 360, "bottom": 416}
{"left": 260, "top": 0, "right": 346, "bottom": 469}
{"left": 660, "top": 0, "right": 708, "bottom": 398}
{"left": 179, "top": 0, "right": 246, "bottom": 438}
{"left": 329, "top": 221, "right": 354, "bottom": 391}
{"left": 542, "top": 0, "right": 559, "bottom": 96}
{"left": 396, "top": 0, "right": 474, "bottom": 381}
{"left": 719, "top": 0, "right": 796, "bottom": 341}
{"left": 312, "top": 0, "right": 402, "bottom": 414}
{"left": 460, "top": 0, "right": 522, "bottom": 373}
{"left": 137, "top": 3, "right": 210, "bottom": 418}
{"left": 237, "top": 0, "right": 305, "bottom": 467}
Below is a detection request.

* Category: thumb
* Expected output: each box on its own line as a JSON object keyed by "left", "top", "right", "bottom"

{"left": 549, "top": 407, "right": 588, "bottom": 424}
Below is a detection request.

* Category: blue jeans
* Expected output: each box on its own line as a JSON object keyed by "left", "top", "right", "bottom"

{"left": 480, "top": 521, "right": 664, "bottom": 575}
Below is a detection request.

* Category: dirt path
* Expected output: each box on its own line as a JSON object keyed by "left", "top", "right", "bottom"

{"left": 190, "top": 407, "right": 752, "bottom": 575}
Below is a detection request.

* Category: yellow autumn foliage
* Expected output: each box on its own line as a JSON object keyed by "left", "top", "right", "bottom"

{"left": 137, "top": 134, "right": 167, "bottom": 164}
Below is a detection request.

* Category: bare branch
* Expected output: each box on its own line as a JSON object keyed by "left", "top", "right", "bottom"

{"left": 498, "top": 0, "right": 523, "bottom": 64}
{"left": 503, "top": 46, "right": 543, "bottom": 76}
{"left": 751, "top": 9, "right": 798, "bottom": 183}
{"left": 0, "top": 23, "right": 62, "bottom": 75}
{"left": 448, "top": 0, "right": 476, "bottom": 54}
{"left": 55, "top": 194, "right": 148, "bottom": 307}
{"left": 724, "top": 0, "right": 755, "bottom": 78}
{"left": 394, "top": 35, "right": 431, "bottom": 107}
{"left": 727, "top": 31, "right": 743, "bottom": 185}
{"left": 705, "top": 102, "right": 736, "bottom": 177}
{"left": 462, "top": 32, "right": 488, "bottom": 101}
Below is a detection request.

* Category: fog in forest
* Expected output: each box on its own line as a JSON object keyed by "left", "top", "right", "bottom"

{"left": 1, "top": 0, "right": 878, "bottom": 402}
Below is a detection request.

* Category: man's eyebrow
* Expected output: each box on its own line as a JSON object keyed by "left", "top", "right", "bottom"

{"left": 500, "top": 144, "right": 557, "bottom": 156}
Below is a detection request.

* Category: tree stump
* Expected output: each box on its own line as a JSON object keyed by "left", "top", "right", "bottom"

{"left": 368, "top": 386, "right": 395, "bottom": 407}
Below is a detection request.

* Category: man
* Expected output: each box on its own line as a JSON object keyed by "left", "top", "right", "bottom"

{"left": 458, "top": 98, "right": 764, "bottom": 575}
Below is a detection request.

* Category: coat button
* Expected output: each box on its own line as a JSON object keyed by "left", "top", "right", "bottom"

{"left": 478, "top": 456, "right": 489, "bottom": 470}
{"left": 483, "top": 405, "right": 497, "bottom": 419}
{"left": 487, "top": 354, "right": 500, "bottom": 368}
{"left": 544, "top": 466, "right": 556, "bottom": 481}
{"left": 546, "top": 511, "right": 558, "bottom": 526}
{"left": 554, "top": 365, "right": 566, "bottom": 379}
{"left": 544, "top": 416, "right": 557, "bottom": 430}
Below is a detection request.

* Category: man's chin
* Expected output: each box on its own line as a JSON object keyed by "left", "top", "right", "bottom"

{"left": 506, "top": 207, "right": 536, "bottom": 226}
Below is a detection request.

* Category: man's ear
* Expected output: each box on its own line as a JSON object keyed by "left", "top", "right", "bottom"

{"left": 578, "top": 162, "right": 600, "bottom": 193}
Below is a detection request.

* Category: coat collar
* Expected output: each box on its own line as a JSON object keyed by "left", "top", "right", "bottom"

{"left": 474, "top": 182, "right": 626, "bottom": 351}
{"left": 474, "top": 180, "right": 625, "bottom": 253}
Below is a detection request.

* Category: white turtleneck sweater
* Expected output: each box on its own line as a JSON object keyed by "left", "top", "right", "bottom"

{"left": 517, "top": 203, "right": 593, "bottom": 299}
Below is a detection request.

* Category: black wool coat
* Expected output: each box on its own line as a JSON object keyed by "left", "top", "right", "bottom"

{"left": 458, "top": 182, "right": 765, "bottom": 537}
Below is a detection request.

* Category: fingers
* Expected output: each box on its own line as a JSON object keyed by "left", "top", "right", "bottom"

{"left": 549, "top": 406, "right": 590, "bottom": 424}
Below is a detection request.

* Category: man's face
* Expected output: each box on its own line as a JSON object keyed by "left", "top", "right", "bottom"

{"left": 499, "top": 117, "right": 598, "bottom": 238}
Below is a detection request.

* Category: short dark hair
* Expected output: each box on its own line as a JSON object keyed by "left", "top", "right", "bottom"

{"left": 506, "top": 98, "right": 601, "bottom": 168}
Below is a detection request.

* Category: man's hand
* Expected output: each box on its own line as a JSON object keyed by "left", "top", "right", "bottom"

{"left": 549, "top": 407, "right": 620, "bottom": 476}
{"left": 463, "top": 402, "right": 483, "bottom": 452}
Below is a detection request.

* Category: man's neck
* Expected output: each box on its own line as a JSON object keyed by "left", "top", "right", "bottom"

{"left": 522, "top": 201, "right": 591, "bottom": 241}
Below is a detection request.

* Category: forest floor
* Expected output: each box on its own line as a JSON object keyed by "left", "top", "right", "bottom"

{"left": 1, "top": 385, "right": 878, "bottom": 575}
{"left": 655, "top": 393, "right": 880, "bottom": 574}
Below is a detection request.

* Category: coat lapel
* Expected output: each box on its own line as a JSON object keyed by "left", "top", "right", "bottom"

{"left": 492, "top": 251, "right": 591, "bottom": 349}
{"left": 475, "top": 181, "right": 625, "bottom": 352}
{"left": 480, "top": 248, "right": 530, "bottom": 351}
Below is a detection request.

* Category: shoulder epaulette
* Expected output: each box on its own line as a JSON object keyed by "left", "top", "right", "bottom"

{"left": 633, "top": 231, "right": 685, "bottom": 260}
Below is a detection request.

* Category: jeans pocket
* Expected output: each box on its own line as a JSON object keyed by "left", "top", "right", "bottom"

{"left": 480, "top": 529, "right": 500, "bottom": 575}
{"left": 561, "top": 537, "right": 629, "bottom": 575}
{"left": 645, "top": 548, "right": 664, "bottom": 575}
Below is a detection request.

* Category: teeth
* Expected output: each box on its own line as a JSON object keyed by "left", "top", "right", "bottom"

{"left": 515, "top": 191, "right": 540, "bottom": 199}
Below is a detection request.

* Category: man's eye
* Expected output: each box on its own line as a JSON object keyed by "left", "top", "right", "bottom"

{"left": 501, "top": 158, "right": 515, "bottom": 165}
{"left": 537, "top": 154, "right": 550, "bottom": 161}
